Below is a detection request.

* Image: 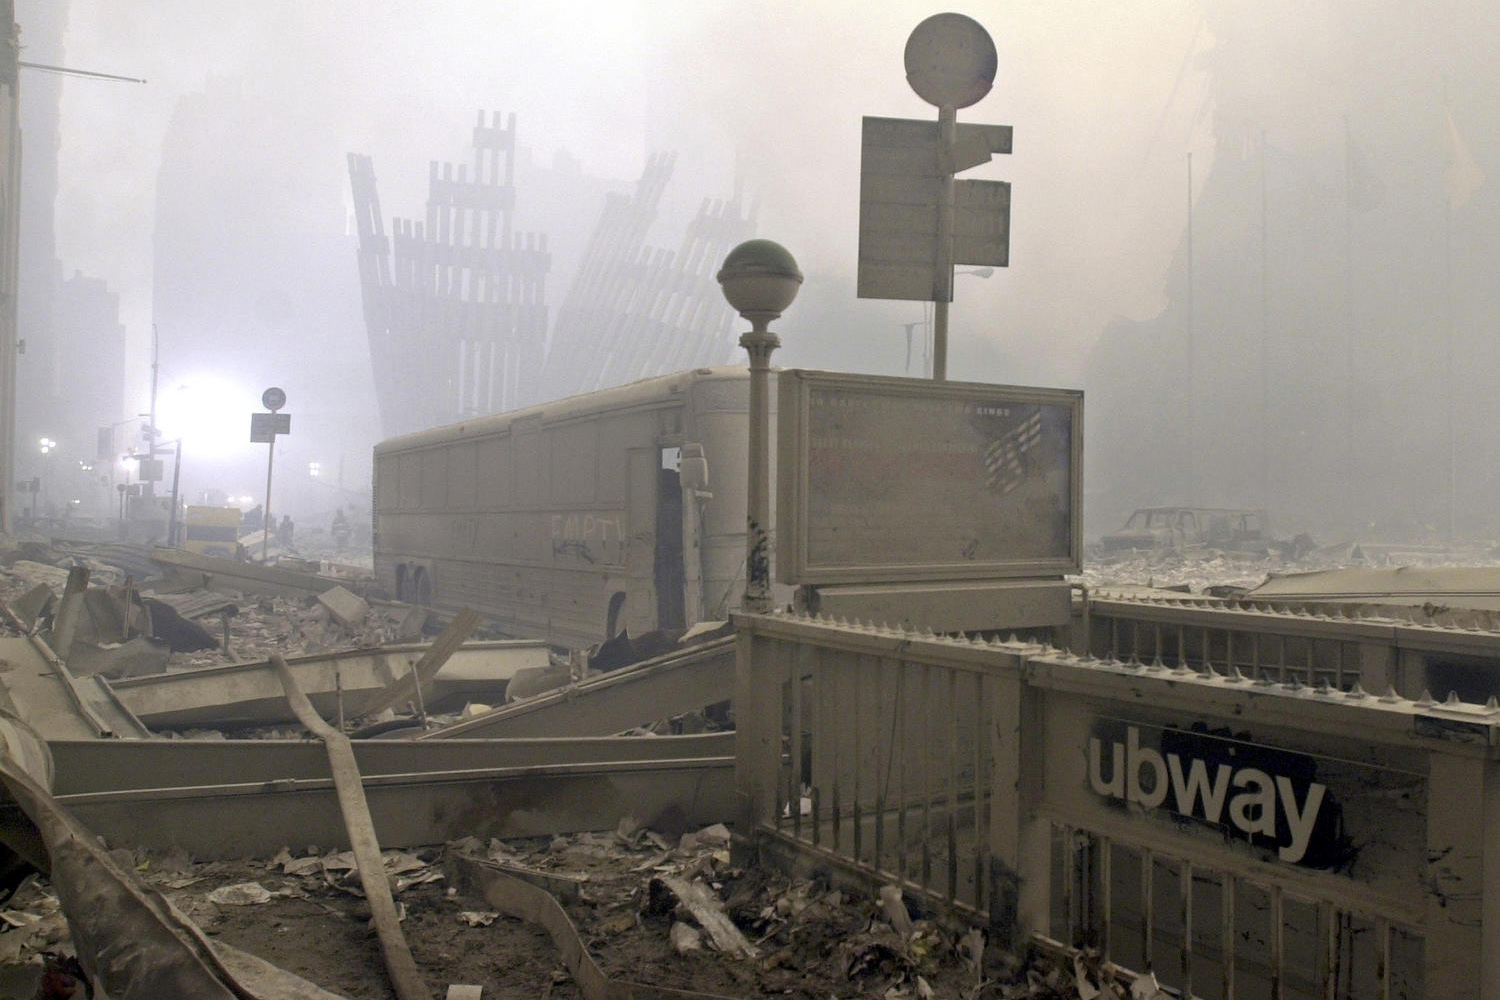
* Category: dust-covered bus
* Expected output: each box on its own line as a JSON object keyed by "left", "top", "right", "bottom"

{"left": 372, "top": 367, "right": 768, "bottom": 649}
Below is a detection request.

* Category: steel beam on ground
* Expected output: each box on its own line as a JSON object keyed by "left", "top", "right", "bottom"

{"left": 421, "top": 636, "right": 735, "bottom": 740}
{"left": 103, "top": 639, "right": 549, "bottom": 730}
{"left": 50, "top": 734, "right": 735, "bottom": 859}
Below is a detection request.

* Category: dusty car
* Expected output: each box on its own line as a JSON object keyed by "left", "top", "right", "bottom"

{"left": 1100, "top": 506, "right": 1304, "bottom": 556}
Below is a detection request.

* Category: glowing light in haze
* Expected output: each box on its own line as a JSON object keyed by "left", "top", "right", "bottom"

{"left": 155, "top": 376, "right": 254, "bottom": 460}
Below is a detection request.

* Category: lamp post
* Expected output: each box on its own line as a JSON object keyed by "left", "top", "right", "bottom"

{"left": 717, "top": 240, "right": 802, "bottom": 614}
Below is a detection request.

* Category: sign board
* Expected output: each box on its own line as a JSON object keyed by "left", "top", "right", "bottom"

{"left": 776, "top": 370, "right": 1081, "bottom": 584}
{"left": 1044, "top": 705, "right": 1427, "bottom": 894}
{"left": 136, "top": 458, "right": 164, "bottom": 483}
{"left": 857, "top": 116, "right": 1011, "bottom": 302}
{"left": 250, "top": 412, "right": 291, "bottom": 443}
{"left": 953, "top": 179, "right": 1010, "bottom": 268}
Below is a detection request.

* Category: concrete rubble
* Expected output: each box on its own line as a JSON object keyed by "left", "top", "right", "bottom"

{"left": 0, "top": 816, "right": 1117, "bottom": 999}
{"left": 0, "top": 531, "right": 1209, "bottom": 997}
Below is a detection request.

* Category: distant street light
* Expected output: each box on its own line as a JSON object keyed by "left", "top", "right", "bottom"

{"left": 904, "top": 267, "right": 993, "bottom": 377}
{"left": 717, "top": 239, "right": 803, "bottom": 614}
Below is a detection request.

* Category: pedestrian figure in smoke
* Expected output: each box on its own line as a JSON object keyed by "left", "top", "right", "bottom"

{"left": 278, "top": 514, "right": 294, "bottom": 548}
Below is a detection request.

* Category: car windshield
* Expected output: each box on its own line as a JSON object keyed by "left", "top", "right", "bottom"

{"left": 1125, "top": 510, "right": 1176, "bottom": 529}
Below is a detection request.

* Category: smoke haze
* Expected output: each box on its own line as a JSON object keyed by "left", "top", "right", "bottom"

{"left": 20, "top": 1, "right": 1500, "bottom": 541}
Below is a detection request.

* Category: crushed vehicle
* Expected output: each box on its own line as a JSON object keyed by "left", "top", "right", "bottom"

{"left": 1099, "top": 506, "right": 1312, "bottom": 558}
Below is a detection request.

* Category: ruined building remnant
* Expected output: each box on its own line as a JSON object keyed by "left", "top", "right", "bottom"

{"left": 349, "top": 111, "right": 551, "bottom": 439}
{"left": 351, "top": 113, "right": 756, "bottom": 431}
{"left": 535, "top": 153, "right": 756, "bottom": 406}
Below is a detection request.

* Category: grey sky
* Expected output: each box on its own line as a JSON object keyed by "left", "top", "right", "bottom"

{"left": 47, "top": 0, "right": 1213, "bottom": 401}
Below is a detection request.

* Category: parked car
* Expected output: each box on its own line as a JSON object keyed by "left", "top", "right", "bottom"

{"left": 1100, "top": 506, "right": 1311, "bottom": 558}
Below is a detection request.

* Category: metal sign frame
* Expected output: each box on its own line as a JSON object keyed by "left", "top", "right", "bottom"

{"left": 776, "top": 369, "right": 1082, "bottom": 585}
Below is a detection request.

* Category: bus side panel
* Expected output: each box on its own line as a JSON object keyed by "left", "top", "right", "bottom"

{"left": 372, "top": 370, "right": 753, "bottom": 648}
{"left": 620, "top": 447, "right": 661, "bottom": 637}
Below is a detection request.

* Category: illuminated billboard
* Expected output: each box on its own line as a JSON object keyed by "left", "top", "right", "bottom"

{"left": 776, "top": 370, "right": 1082, "bottom": 584}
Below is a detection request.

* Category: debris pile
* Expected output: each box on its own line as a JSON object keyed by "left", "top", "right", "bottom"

{"left": 0, "top": 815, "right": 1159, "bottom": 999}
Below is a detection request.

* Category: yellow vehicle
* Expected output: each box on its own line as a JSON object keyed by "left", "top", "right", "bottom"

{"left": 182, "top": 505, "right": 244, "bottom": 559}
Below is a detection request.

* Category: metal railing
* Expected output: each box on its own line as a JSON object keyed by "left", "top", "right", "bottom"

{"left": 1046, "top": 822, "right": 1423, "bottom": 1000}
{"left": 736, "top": 610, "right": 1500, "bottom": 999}
{"left": 738, "top": 626, "right": 1020, "bottom": 923}
{"left": 764, "top": 637, "right": 999, "bottom": 913}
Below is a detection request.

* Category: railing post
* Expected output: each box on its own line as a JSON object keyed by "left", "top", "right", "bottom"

{"left": 987, "top": 652, "right": 1043, "bottom": 949}
{"left": 733, "top": 618, "right": 783, "bottom": 837}
{"left": 1425, "top": 752, "right": 1486, "bottom": 998}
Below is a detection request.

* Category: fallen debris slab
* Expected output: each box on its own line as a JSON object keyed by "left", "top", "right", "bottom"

{"left": 0, "top": 713, "right": 350, "bottom": 999}
{"left": 316, "top": 585, "right": 369, "bottom": 629}
{"left": 51, "top": 731, "right": 736, "bottom": 859}
{"left": 649, "top": 875, "right": 759, "bottom": 960}
{"left": 0, "top": 636, "right": 140, "bottom": 740}
{"left": 272, "top": 653, "right": 431, "bottom": 1000}
{"left": 103, "top": 638, "right": 550, "bottom": 731}
{"left": 422, "top": 636, "right": 734, "bottom": 740}
{"left": 357, "top": 607, "right": 482, "bottom": 722}
{"left": 8, "top": 584, "right": 52, "bottom": 631}
{"left": 150, "top": 546, "right": 377, "bottom": 602}
{"left": 447, "top": 851, "right": 744, "bottom": 1000}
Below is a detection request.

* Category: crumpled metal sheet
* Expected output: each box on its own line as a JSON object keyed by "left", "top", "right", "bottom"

{"left": 0, "top": 710, "right": 349, "bottom": 999}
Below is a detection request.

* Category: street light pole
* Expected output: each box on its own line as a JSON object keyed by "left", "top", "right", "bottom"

{"left": 717, "top": 240, "right": 803, "bottom": 614}
{"left": 166, "top": 439, "right": 183, "bottom": 546}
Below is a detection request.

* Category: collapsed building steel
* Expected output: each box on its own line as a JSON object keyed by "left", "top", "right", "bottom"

{"left": 349, "top": 111, "right": 550, "bottom": 439}
{"left": 349, "top": 113, "right": 756, "bottom": 437}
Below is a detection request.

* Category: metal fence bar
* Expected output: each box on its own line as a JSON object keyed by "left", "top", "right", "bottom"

{"left": 811, "top": 642, "right": 825, "bottom": 848}
{"left": 852, "top": 652, "right": 865, "bottom": 869}
{"left": 921, "top": 662, "right": 933, "bottom": 893}
{"left": 874, "top": 656, "right": 888, "bottom": 876}
{"left": 947, "top": 667, "right": 960, "bottom": 901}
{"left": 896, "top": 658, "right": 909, "bottom": 885}
{"left": 1180, "top": 858, "right": 1194, "bottom": 998}
{"left": 1099, "top": 834, "right": 1113, "bottom": 959}
{"left": 971, "top": 669, "right": 986, "bottom": 913}
{"left": 830, "top": 650, "right": 843, "bottom": 854}
{"left": 1271, "top": 884, "right": 1285, "bottom": 1000}
{"left": 1376, "top": 918, "right": 1391, "bottom": 1000}
{"left": 1320, "top": 901, "right": 1337, "bottom": 1000}
{"left": 1142, "top": 847, "right": 1154, "bottom": 974}
{"left": 1222, "top": 874, "right": 1236, "bottom": 1000}
{"left": 1061, "top": 823, "right": 1076, "bottom": 946}
{"left": 771, "top": 639, "right": 788, "bottom": 834}
{"left": 788, "top": 642, "right": 804, "bottom": 842}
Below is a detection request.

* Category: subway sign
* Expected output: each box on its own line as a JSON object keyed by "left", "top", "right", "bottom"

{"left": 1087, "top": 720, "right": 1383, "bottom": 869}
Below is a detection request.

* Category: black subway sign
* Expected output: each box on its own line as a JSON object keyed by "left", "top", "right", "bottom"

{"left": 1088, "top": 720, "right": 1354, "bottom": 869}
